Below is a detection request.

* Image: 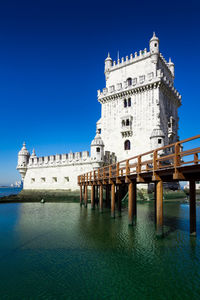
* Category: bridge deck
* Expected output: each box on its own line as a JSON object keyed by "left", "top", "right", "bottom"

{"left": 77, "top": 134, "right": 200, "bottom": 237}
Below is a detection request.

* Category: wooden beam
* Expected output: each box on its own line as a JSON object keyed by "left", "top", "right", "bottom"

{"left": 128, "top": 181, "right": 137, "bottom": 225}
{"left": 189, "top": 180, "right": 196, "bottom": 236}
{"left": 156, "top": 180, "right": 163, "bottom": 236}
{"left": 91, "top": 185, "right": 95, "bottom": 209}
{"left": 99, "top": 184, "right": 103, "bottom": 213}
{"left": 111, "top": 184, "right": 115, "bottom": 218}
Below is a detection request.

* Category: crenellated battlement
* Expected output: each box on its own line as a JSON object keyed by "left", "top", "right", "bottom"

{"left": 98, "top": 70, "right": 181, "bottom": 102}
{"left": 107, "top": 49, "right": 150, "bottom": 72}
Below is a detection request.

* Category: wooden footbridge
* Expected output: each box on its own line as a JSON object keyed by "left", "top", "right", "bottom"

{"left": 78, "top": 135, "right": 200, "bottom": 236}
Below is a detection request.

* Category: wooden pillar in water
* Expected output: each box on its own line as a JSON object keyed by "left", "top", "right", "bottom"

{"left": 128, "top": 181, "right": 137, "bottom": 225}
{"left": 84, "top": 185, "right": 88, "bottom": 208}
{"left": 154, "top": 182, "right": 157, "bottom": 224}
{"left": 117, "top": 185, "right": 122, "bottom": 217}
{"left": 80, "top": 185, "right": 83, "bottom": 206}
{"left": 106, "top": 185, "right": 111, "bottom": 208}
{"left": 99, "top": 184, "right": 103, "bottom": 213}
{"left": 111, "top": 184, "right": 115, "bottom": 218}
{"left": 189, "top": 180, "right": 196, "bottom": 236}
{"left": 95, "top": 185, "right": 99, "bottom": 207}
{"left": 156, "top": 180, "right": 163, "bottom": 235}
{"left": 91, "top": 185, "right": 95, "bottom": 209}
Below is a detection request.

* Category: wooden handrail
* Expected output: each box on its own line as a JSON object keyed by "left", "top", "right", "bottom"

{"left": 77, "top": 134, "right": 200, "bottom": 184}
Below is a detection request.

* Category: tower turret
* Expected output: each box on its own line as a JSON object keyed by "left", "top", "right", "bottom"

{"left": 150, "top": 32, "right": 159, "bottom": 64}
{"left": 168, "top": 57, "right": 175, "bottom": 78}
{"left": 150, "top": 127, "right": 165, "bottom": 150}
{"left": 104, "top": 53, "right": 112, "bottom": 80}
{"left": 91, "top": 131, "right": 104, "bottom": 169}
{"left": 17, "top": 142, "right": 30, "bottom": 181}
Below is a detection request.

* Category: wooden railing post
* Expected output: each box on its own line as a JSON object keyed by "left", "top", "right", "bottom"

{"left": 173, "top": 142, "right": 184, "bottom": 179}
{"left": 152, "top": 150, "right": 158, "bottom": 181}
{"left": 194, "top": 153, "right": 198, "bottom": 165}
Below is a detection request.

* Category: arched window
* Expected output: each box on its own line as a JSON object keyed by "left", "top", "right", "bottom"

{"left": 127, "top": 78, "right": 132, "bottom": 86}
{"left": 96, "top": 147, "right": 100, "bottom": 152}
{"left": 124, "top": 140, "right": 131, "bottom": 150}
{"left": 128, "top": 98, "right": 131, "bottom": 107}
{"left": 126, "top": 119, "right": 130, "bottom": 126}
{"left": 124, "top": 99, "right": 127, "bottom": 108}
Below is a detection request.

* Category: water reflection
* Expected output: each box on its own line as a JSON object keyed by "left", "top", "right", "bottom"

{"left": 0, "top": 202, "right": 199, "bottom": 299}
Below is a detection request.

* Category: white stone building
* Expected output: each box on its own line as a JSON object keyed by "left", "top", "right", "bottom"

{"left": 17, "top": 33, "right": 181, "bottom": 191}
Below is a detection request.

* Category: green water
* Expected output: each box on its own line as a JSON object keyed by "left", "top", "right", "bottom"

{"left": 0, "top": 202, "right": 200, "bottom": 299}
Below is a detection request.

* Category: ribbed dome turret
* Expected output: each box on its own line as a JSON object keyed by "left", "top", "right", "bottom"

{"left": 18, "top": 142, "right": 30, "bottom": 156}
{"left": 91, "top": 132, "right": 104, "bottom": 146}
{"left": 150, "top": 127, "right": 165, "bottom": 138}
{"left": 150, "top": 32, "right": 159, "bottom": 43}
{"left": 105, "top": 52, "right": 112, "bottom": 62}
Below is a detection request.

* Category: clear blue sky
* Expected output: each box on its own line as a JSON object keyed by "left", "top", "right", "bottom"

{"left": 0, "top": 0, "right": 200, "bottom": 185}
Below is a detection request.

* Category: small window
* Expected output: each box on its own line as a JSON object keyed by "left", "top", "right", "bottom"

{"left": 98, "top": 128, "right": 101, "bottom": 134}
{"left": 158, "top": 139, "right": 162, "bottom": 144}
{"left": 122, "top": 120, "right": 125, "bottom": 126}
{"left": 126, "top": 119, "right": 130, "bottom": 126}
{"left": 128, "top": 98, "right": 131, "bottom": 107}
{"left": 31, "top": 178, "right": 35, "bottom": 183}
{"left": 41, "top": 177, "right": 46, "bottom": 183}
{"left": 96, "top": 147, "right": 100, "bottom": 153}
{"left": 155, "top": 43, "right": 157, "bottom": 47}
{"left": 52, "top": 177, "right": 57, "bottom": 182}
{"left": 124, "top": 140, "right": 131, "bottom": 150}
{"left": 124, "top": 99, "right": 127, "bottom": 108}
{"left": 65, "top": 177, "right": 69, "bottom": 182}
{"left": 127, "top": 78, "right": 132, "bottom": 86}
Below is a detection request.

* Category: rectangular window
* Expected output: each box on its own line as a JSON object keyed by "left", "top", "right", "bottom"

{"left": 158, "top": 139, "right": 162, "bottom": 144}
{"left": 31, "top": 178, "right": 35, "bottom": 183}
{"left": 128, "top": 98, "right": 131, "bottom": 107}
{"left": 52, "top": 177, "right": 57, "bottom": 183}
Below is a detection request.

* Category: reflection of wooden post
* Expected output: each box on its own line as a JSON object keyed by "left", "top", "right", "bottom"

{"left": 80, "top": 185, "right": 83, "bottom": 206}
{"left": 117, "top": 185, "right": 122, "bottom": 217}
{"left": 111, "top": 184, "right": 115, "bottom": 218}
{"left": 189, "top": 180, "right": 196, "bottom": 236}
{"left": 128, "top": 181, "right": 137, "bottom": 225}
{"left": 99, "top": 184, "right": 103, "bottom": 213}
{"left": 156, "top": 180, "right": 163, "bottom": 236}
{"left": 84, "top": 185, "right": 88, "bottom": 208}
{"left": 91, "top": 185, "right": 95, "bottom": 209}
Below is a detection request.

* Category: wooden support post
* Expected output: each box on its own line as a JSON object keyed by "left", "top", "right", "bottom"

{"left": 111, "top": 184, "right": 115, "bottom": 218}
{"left": 80, "top": 185, "right": 83, "bottom": 206}
{"left": 189, "top": 180, "right": 196, "bottom": 236}
{"left": 91, "top": 185, "right": 95, "bottom": 210}
{"left": 106, "top": 185, "right": 111, "bottom": 208}
{"left": 156, "top": 180, "right": 163, "bottom": 236}
{"left": 95, "top": 185, "right": 99, "bottom": 207}
{"left": 128, "top": 181, "right": 137, "bottom": 225}
{"left": 154, "top": 182, "right": 157, "bottom": 224}
{"left": 84, "top": 185, "right": 88, "bottom": 208}
{"left": 99, "top": 184, "right": 103, "bottom": 213}
{"left": 117, "top": 185, "right": 122, "bottom": 217}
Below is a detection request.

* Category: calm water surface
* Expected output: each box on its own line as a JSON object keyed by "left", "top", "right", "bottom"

{"left": 0, "top": 202, "right": 200, "bottom": 299}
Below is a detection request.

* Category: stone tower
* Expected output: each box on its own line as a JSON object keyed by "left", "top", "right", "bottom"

{"left": 96, "top": 33, "right": 181, "bottom": 161}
